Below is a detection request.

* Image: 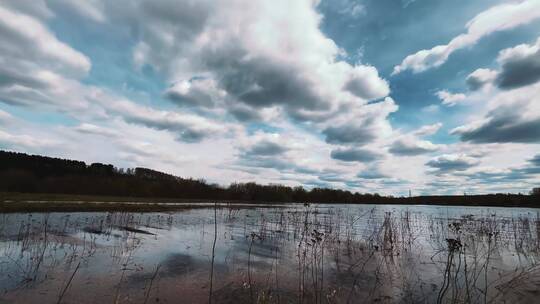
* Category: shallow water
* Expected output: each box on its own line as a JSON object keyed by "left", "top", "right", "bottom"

{"left": 1, "top": 203, "right": 540, "bottom": 303}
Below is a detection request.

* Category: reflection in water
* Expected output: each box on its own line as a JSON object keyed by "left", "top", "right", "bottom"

{"left": 1, "top": 204, "right": 540, "bottom": 303}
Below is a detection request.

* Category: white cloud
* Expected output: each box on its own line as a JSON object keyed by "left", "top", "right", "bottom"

{"left": 101, "top": 95, "right": 236, "bottom": 143}
{"left": 495, "top": 37, "right": 540, "bottom": 89}
{"left": 413, "top": 122, "right": 442, "bottom": 137}
{"left": 0, "top": 109, "right": 13, "bottom": 124}
{"left": 393, "top": 0, "right": 540, "bottom": 74}
{"left": 48, "top": 0, "right": 105, "bottom": 23}
{"left": 389, "top": 123, "right": 442, "bottom": 156}
{"left": 1, "top": 0, "right": 53, "bottom": 19}
{"left": 0, "top": 130, "right": 56, "bottom": 149}
{"left": 451, "top": 82, "right": 540, "bottom": 143}
{"left": 0, "top": 5, "right": 91, "bottom": 77}
{"left": 108, "top": 0, "right": 389, "bottom": 121}
{"left": 390, "top": 136, "right": 440, "bottom": 156}
{"left": 164, "top": 78, "right": 226, "bottom": 108}
{"left": 3, "top": 0, "right": 535, "bottom": 195}
{"left": 466, "top": 68, "right": 497, "bottom": 91}
{"left": 436, "top": 90, "right": 467, "bottom": 106}
{"left": 426, "top": 154, "right": 480, "bottom": 173}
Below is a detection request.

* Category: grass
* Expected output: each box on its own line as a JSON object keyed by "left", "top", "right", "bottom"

{"left": 1, "top": 191, "right": 539, "bottom": 213}
{"left": 0, "top": 192, "right": 286, "bottom": 213}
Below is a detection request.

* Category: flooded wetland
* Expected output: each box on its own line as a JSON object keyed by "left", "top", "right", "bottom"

{"left": 1, "top": 203, "right": 540, "bottom": 303}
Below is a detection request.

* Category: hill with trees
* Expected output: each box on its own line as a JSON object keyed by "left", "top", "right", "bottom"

{"left": 0, "top": 150, "right": 537, "bottom": 207}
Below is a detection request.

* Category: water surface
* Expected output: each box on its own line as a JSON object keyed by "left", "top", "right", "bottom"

{"left": 1, "top": 203, "right": 540, "bottom": 303}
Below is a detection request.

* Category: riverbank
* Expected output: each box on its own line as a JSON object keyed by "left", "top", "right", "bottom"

{"left": 0, "top": 192, "right": 538, "bottom": 212}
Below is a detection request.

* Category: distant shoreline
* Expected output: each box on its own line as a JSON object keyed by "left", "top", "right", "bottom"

{"left": 1, "top": 192, "right": 538, "bottom": 213}
{"left": 1, "top": 150, "right": 538, "bottom": 212}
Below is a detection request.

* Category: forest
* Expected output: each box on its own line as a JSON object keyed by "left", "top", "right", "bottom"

{"left": 0, "top": 150, "right": 537, "bottom": 207}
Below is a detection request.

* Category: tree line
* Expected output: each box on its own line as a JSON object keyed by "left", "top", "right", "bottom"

{"left": 0, "top": 150, "right": 537, "bottom": 207}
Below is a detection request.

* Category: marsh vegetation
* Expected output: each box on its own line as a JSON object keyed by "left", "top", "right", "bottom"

{"left": 1, "top": 204, "right": 540, "bottom": 303}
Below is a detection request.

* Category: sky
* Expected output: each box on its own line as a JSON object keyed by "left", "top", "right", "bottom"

{"left": 0, "top": 0, "right": 539, "bottom": 196}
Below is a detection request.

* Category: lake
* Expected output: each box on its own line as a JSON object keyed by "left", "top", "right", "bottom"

{"left": 1, "top": 203, "right": 539, "bottom": 303}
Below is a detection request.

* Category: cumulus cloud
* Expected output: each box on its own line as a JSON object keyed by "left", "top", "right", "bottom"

{"left": 456, "top": 154, "right": 540, "bottom": 184}
{"left": 244, "top": 140, "right": 289, "bottom": 157}
{"left": 451, "top": 82, "right": 540, "bottom": 143}
{"left": 0, "top": 130, "right": 56, "bottom": 149}
{"left": 344, "top": 65, "right": 390, "bottom": 100}
{"left": 452, "top": 38, "right": 540, "bottom": 144}
{"left": 388, "top": 123, "right": 442, "bottom": 156}
{"left": 0, "top": 5, "right": 90, "bottom": 77}
{"left": 412, "top": 123, "right": 442, "bottom": 137}
{"left": 426, "top": 154, "right": 479, "bottom": 173}
{"left": 235, "top": 132, "right": 298, "bottom": 173}
{"left": 323, "top": 97, "right": 397, "bottom": 145}
{"left": 435, "top": 90, "right": 467, "bottom": 106}
{"left": 496, "top": 37, "right": 540, "bottom": 89}
{"left": 466, "top": 68, "right": 497, "bottom": 91}
{"left": 164, "top": 78, "right": 225, "bottom": 108}
{"left": 452, "top": 109, "right": 540, "bottom": 143}
{"left": 0, "top": 109, "right": 13, "bottom": 124}
{"left": 389, "top": 137, "right": 440, "bottom": 156}
{"left": 48, "top": 0, "right": 106, "bottom": 23}
{"left": 74, "top": 123, "right": 118, "bottom": 138}
{"left": 0, "top": 3, "right": 243, "bottom": 144}
{"left": 392, "top": 0, "right": 540, "bottom": 74}
{"left": 5, "top": 0, "right": 520, "bottom": 194}
{"left": 529, "top": 154, "right": 540, "bottom": 167}
{"left": 106, "top": 98, "right": 230, "bottom": 143}
{"left": 0, "top": 4, "right": 95, "bottom": 111}
{"left": 1, "top": 0, "right": 53, "bottom": 19}
{"left": 330, "top": 147, "right": 382, "bottom": 162}
{"left": 357, "top": 166, "right": 389, "bottom": 179}
{"left": 106, "top": 0, "right": 390, "bottom": 122}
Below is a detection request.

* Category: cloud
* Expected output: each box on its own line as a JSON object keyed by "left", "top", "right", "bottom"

{"left": 0, "top": 5, "right": 91, "bottom": 77}
{"left": 74, "top": 123, "right": 118, "bottom": 138}
{"left": 435, "top": 90, "right": 466, "bottom": 107}
{"left": 426, "top": 154, "right": 479, "bottom": 173}
{"left": 164, "top": 78, "right": 225, "bottom": 108}
{"left": 1, "top": 0, "right": 53, "bottom": 19}
{"left": 0, "top": 4, "right": 96, "bottom": 111}
{"left": 529, "top": 154, "right": 540, "bottom": 167}
{"left": 357, "top": 166, "right": 389, "bottom": 179}
{"left": 450, "top": 57, "right": 540, "bottom": 143}
{"left": 323, "top": 97, "right": 397, "bottom": 145}
{"left": 330, "top": 147, "right": 382, "bottom": 162}
{"left": 412, "top": 122, "right": 442, "bottom": 137}
{"left": 48, "top": 0, "right": 106, "bottom": 23}
{"left": 337, "top": 1, "right": 366, "bottom": 18}
{"left": 344, "top": 65, "right": 390, "bottom": 100}
{"left": 107, "top": 99, "right": 229, "bottom": 143}
{"left": 317, "top": 168, "right": 351, "bottom": 183}
{"left": 389, "top": 137, "right": 440, "bottom": 156}
{"left": 0, "top": 130, "right": 56, "bottom": 149}
{"left": 466, "top": 68, "right": 497, "bottom": 91}
{"left": 455, "top": 154, "right": 540, "bottom": 184}
{"left": 323, "top": 124, "right": 377, "bottom": 146}
{"left": 6, "top": 0, "right": 532, "bottom": 194}
{"left": 451, "top": 82, "right": 540, "bottom": 143}
{"left": 0, "top": 109, "right": 13, "bottom": 124}
{"left": 451, "top": 109, "right": 540, "bottom": 143}
{"left": 496, "top": 37, "right": 540, "bottom": 89}
{"left": 392, "top": 0, "right": 540, "bottom": 74}
{"left": 244, "top": 140, "right": 289, "bottom": 157}
{"left": 110, "top": 0, "right": 389, "bottom": 122}
{"left": 388, "top": 123, "right": 442, "bottom": 156}
{"left": 235, "top": 132, "right": 299, "bottom": 173}
{"left": 0, "top": 3, "right": 236, "bottom": 144}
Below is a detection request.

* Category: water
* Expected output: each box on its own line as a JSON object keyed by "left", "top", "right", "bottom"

{"left": 1, "top": 203, "right": 540, "bottom": 303}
